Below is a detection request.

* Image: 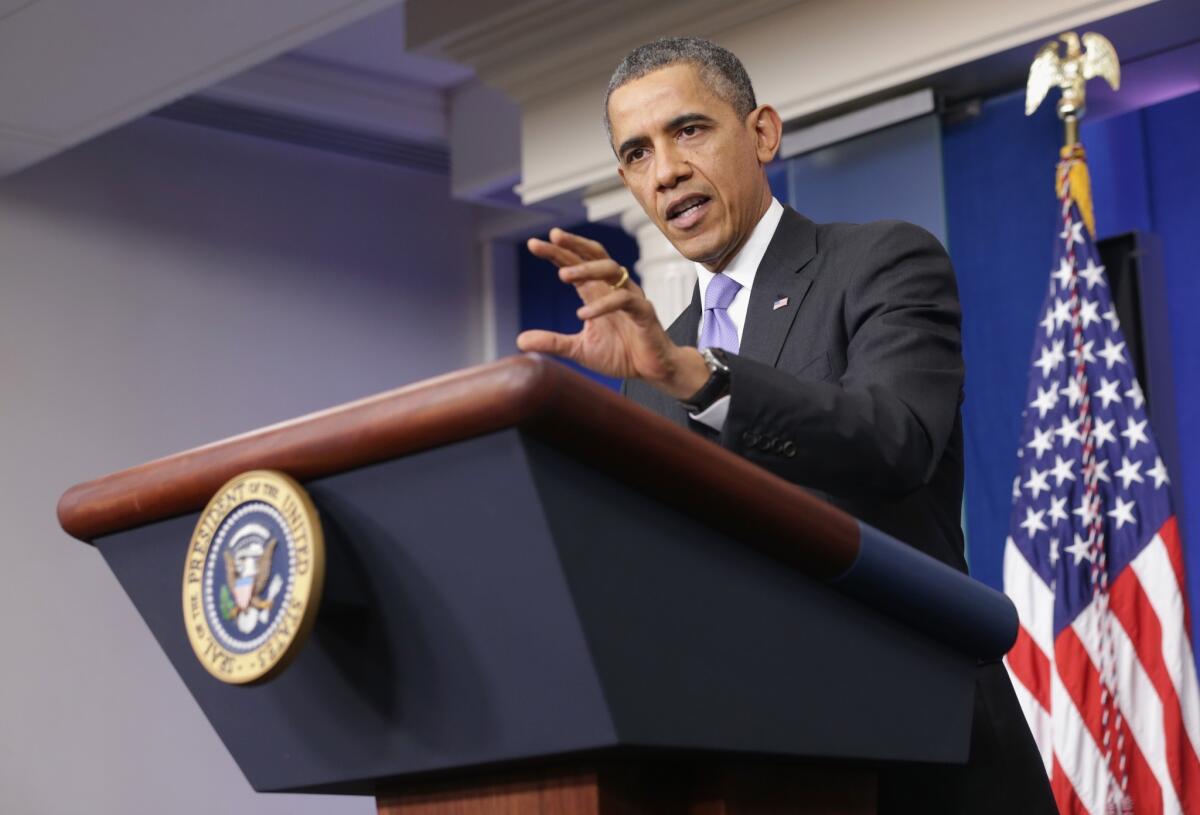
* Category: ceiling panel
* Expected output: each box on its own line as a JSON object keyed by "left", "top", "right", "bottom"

{"left": 295, "top": 2, "right": 471, "bottom": 88}
{"left": 0, "top": 0, "right": 400, "bottom": 176}
{"left": 0, "top": 1, "right": 35, "bottom": 20}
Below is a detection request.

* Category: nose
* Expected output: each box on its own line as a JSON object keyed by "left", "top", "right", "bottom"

{"left": 655, "top": 141, "right": 691, "bottom": 190}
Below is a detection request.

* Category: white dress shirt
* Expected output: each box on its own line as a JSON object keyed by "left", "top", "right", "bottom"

{"left": 690, "top": 197, "right": 785, "bottom": 431}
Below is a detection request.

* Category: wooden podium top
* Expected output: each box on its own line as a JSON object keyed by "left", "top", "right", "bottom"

{"left": 58, "top": 354, "right": 858, "bottom": 579}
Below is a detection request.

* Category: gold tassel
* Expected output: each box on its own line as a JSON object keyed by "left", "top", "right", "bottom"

{"left": 1057, "top": 143, "right": 1096, "bottom": 238}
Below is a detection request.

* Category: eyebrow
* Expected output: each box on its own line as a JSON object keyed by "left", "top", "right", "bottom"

{"left": 616, "top": 112, "right": 716, "bottom": 161}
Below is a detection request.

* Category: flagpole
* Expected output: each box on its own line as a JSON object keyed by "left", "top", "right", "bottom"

{"left": 1064, "top": 115, "right": 1079, "bottom": 150}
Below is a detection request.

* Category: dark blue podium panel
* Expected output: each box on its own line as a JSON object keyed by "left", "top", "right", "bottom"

{"left": 97, "top": 429, "right": 975, "bottom": 794}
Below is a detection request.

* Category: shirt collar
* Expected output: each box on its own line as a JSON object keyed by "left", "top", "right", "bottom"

{"left": 695, "top": 197, "right": 785, "bottom": 302}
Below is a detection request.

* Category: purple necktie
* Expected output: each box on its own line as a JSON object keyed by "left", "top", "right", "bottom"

{"left": 698, "top": 273, "right": 742, "bottom": 354}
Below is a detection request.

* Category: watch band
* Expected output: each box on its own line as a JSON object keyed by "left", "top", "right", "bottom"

{"left": 680, "top": 347, "right": 732, "bottom": 414}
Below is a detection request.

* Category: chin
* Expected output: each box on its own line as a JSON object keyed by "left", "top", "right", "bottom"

{"left": 670, "top": 232, "right": 724, "bottom": 266}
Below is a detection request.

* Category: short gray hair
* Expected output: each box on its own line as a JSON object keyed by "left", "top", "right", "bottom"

{"left": 604, "top": 37, "right": 758, "bottom": 142}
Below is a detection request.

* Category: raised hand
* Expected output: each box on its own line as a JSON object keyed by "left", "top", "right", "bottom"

{"left": 516, "top": 228, "right": 707, "bottom": 397}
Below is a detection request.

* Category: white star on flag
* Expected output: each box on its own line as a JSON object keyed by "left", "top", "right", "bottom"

{"left": 1069, "top": 339, "right": 1096, "bottom": 365}
{"left": 1052, "top": 297, "right": 1073, "bottom": 329}
{"left": 1079, "top": 299, "right": 1101, "bottom": 328}
{"left": 1095, "top": 377, "right": 1122, "bottom": 408}
{"left": 1047, "top": 495, "right": 1069, "bottom": 525}
{"left": 1060, "top": 220, "right": 1085, "bottom": 246}
{"left": 1024, "top": 467, "right": 1052, "bottom": 499}
{"left": 1020, "top": 506, "right": 1049, "bottom": 538}
{"left": 1055, "top": 415, "right": 1083, "bottom": 446}
{"left": 1040, "top": 308, "right": 1056, "bottom": 338}
{"left": 1107, "top": 496, "right": 1137, "bottom": 529}
{"left": 1098, "top": 337, "right": 1126, "bottom": 369}
{"left": 1102, "top": 305, "right": 1120, "bottom": 331}
{"left": 1078, "top": 258, "right": 1107, "bottom": 290}
{"left": 1072, "top": 496, "right": 1098, "bottom": 526}
{"left": 1115, "top": 455, "right": 1144, "bottom": 489}
{"left": 1121, "top": 417, "right": 1149, "bottom": 451}
{"left": 1065, "top": 533, "right": 1095, "bottom": 565}
{"left": 1126, "top": 379, "right": 1145, "bottom": 409}
{"left": 1060, "top": 377, "right": 1084, "bottom": 408}
{"left": 1030, "top": 385, "right": 1059, "bottom": 418}
{"left": 1034, "top": 340, "right": 1066, "bottom": 377}
{"left": 1093, "top": 417, "right": 1116, "bottom": 447}
{"left": 1027, "top": 426, "right": 1055, "bottom": 459}
{"left": 1050, "top": 454, "right": 1076, "bottom": 486}
{"left": 1048, "top": 536, "right": 1061, "bottom": 565}
{"left": 1052, "top": 257, "right": 1074, "bottom": 290}
{"left": 1148, "top": 456, "right": 1170, "bottom": 488}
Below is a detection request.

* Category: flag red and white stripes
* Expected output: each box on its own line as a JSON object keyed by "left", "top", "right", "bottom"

{"left": 1005, "top": 521, "right": 1200, "bottom": 813}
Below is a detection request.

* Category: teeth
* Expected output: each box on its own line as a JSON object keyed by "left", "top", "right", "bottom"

{"left": 671, "top": 199, "right": 705, "bottom": 219}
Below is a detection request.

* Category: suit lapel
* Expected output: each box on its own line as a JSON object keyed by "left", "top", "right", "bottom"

{"left": 667, "top": 283, "right": 702, "bottom": 348}
{"left": 738, "top": 207, "right": 818, "bottom": 366}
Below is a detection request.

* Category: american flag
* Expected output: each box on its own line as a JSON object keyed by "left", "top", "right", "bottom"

{"left": 1003, "top": 147, "right": 1200, "bottom": 814}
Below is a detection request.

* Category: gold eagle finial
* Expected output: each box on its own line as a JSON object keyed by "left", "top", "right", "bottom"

{"left": 1026, "top": 31, "right": 1121, "bottom": 125}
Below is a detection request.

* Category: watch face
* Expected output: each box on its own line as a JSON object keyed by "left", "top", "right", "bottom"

{"left": 703, "top": 347, "right": 731, "bottom": 373}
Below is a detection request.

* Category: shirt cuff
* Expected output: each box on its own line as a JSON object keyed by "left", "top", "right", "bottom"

{"left": 689, "top": 394, "right": 730, "bottom": 432}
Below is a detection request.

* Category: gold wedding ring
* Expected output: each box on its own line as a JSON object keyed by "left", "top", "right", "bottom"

{"left": 611, "top": 265, "right": 630, "bottom": 290}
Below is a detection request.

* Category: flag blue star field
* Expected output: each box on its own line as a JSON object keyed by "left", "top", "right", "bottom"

{"left": 1002, "top": 148, "right": 1200, "bottom": 814}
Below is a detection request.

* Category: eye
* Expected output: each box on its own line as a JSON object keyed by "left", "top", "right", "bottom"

{"left": 625, "top": 147, "right": 647, "bottom": 164}
{"left": 679, "top": 124, "right": 702, "bottom": 138}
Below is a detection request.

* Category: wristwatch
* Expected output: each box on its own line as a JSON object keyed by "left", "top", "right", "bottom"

{"left": 680, "top": 347, "right": 732, "bottom": 414}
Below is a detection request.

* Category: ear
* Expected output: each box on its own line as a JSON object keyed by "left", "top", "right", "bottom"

{"left": 749, "top": 104, "right": 783, "bottom": 165}
{"left": 617, "top": 164, "right": 627, "bottom": 187}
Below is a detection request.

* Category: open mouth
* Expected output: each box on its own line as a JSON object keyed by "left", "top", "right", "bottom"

{"left": 666, "top": 195, "right": 711, "bottom": 229}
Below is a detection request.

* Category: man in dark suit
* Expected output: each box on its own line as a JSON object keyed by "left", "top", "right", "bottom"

{"left": 517, "top": 37, "right": 1056, "bottom": 813}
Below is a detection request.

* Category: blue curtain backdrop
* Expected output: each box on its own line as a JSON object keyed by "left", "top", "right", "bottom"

{"left": 941, "top": 91, "right": 1062, "bottom": 593}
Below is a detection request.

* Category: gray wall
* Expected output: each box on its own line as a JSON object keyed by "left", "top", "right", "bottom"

{"left": 0, "top": 117, "right": 482, "bottom": 813}
{"left": 786, "top": 115, "right": 948, "bottom": 245}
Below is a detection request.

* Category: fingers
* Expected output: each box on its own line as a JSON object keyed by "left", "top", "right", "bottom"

{"left": 558, "top": 259, "right": 642, "bottom": 293}
{"left": 550, "top": 228, "right": 609, "bottom": 261}
{"left": 526, "top": 237, "right": 583, "bottom": 269}
{"left": 516, "top": 329, "right": 577, "bottom": 358}
{"left": 577, "top": 287, "right": 656, "bottom": 323}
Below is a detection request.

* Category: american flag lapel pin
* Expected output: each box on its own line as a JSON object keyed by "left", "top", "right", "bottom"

{"left": 773, "top": 295, "right": 789, "bottom": 311}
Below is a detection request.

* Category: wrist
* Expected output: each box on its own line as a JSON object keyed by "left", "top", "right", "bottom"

{"left": 678, "top": 348, "right": 732, "bottom": 413}
{"left": 656, "top": 346, "right": 711, "bottom": 400}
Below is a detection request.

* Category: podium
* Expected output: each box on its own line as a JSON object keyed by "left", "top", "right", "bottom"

{"left": 58, "top": 354, "right": 1016, "bottom": 814}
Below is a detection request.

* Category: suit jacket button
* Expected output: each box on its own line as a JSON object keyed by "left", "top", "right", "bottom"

{"left": 782, "top": 440, "right": 797, "bottom": 458}
{"left": 742, "top": 431, "right": 760, "bottom": 447}
{"left": 761, "top": 437, "right": 776, "bottom": 451}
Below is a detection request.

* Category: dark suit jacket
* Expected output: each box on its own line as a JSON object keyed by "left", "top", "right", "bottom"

{"left": 625, "top": 207, "right": 1056, "bottom": 814}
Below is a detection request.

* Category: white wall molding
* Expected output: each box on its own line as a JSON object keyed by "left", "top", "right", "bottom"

{"left": 410, "top": 0, "right": 1158, "bottom": 206}
{"left": 581, "top": 180, "right": 635, "bottom": 225}
{"left": 410, "top": 0, "right": 801, "bottom": 104}
{"left": 780, "top": 89, "right": 936, "bottom": 159}
{"left": 201, "top": 52, "right": 448, "bottom": 145}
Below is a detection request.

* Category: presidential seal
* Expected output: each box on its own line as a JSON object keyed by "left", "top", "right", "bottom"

{"left": 182, "top": 470, "right": 325, "bottom": 684}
